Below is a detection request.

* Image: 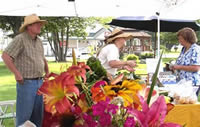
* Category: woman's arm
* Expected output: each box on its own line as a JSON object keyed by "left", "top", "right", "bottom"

{"left": 172, "top": 65, "right": 200, "bottom": 72}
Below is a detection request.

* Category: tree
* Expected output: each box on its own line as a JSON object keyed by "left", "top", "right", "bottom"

{"left": 160, "top": 32, "right": 177, "bottom": 50}
{"left": 42, "top": 16, "right": 113, "bottom": 62}
{"left": 42, "top": 16, "right": 97, "bottom": 62}
{"left": 93, "top": 17, "right": 113, "bottom": 28}
{"left": 0, "top": 16, "right": 23, "bottom": 37}
{"left": 160, "top": 29, "right": 200, "bottom": 49}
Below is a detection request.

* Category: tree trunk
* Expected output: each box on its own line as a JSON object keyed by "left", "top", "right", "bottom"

{"left": 46, "top": 32, "right": 58, "bottom": 61}
{"left": 64, "top": 18, "right": 70, "bottom": 61}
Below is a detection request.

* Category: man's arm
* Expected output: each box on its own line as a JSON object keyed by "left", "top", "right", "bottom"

{"left": 109, "top": 60, "right": 136, "bottom": 68}
{"left": 1, "top": 52, "right": 23, "bottom": 82}
{"left": 109, "top": 60, "right": 136, "bottom": 72}
{"left": 43, "top": 58, "right": 49, "bottom": 78}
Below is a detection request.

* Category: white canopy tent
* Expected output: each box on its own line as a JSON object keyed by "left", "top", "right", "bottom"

{"left": 0, "top": 0, "right": 76, "bottom": 17}
{"left": 0, "top": 0, "right": 162, "bottom": 17}
{"left": 0, "top": 0, "right": 199, "bottom": 19}
{"left": 0, "top": 0, "right": 188, "bottom": 18}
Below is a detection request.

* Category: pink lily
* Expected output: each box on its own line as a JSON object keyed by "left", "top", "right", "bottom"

{"left": 127, "top": 95, "right": 181, "bottom": 127}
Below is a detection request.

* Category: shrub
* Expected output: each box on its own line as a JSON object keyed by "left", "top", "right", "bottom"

{"left": 123, "top": 54, "right": 140, "bottom": 63}
{"left": 140, "top": 52, "right": 154, "bottom": 59}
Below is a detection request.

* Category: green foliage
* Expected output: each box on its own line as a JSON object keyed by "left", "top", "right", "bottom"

{"left": 43, "top": 17, "right": 94, "bottom": 39}
{"left": 86, "top": 57, "right": 107, "bottom": 83}
{"left": 160, "top": 32, "right": 178, "bottom": 45}
{"left": 0, "top": 16, "right": 23, "bottom": 37}
{"left": 88, "top": 45, "right": 96, "bottom": 56}
{"left": 118, "top": 71, "right": 141, "bottom": 80}
{"left": 196, "top": 31, "right": 200, "bottom": 45}
{"left": 160, "top": 45, "right": 170, "bottom": 52}
{"left": 92, "top": 17, "right": 113, "bottom": 28}
{"left": 41, "top": 17, "right": 97, "bottom": 61}
{"left": 123, "top": 54, "right": 140, "bottom": 63}
{"left": 140, "top": 52, "right": 154, "bottom": 59}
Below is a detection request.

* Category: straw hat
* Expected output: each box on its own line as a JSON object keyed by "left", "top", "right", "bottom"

{"left": 105, "top": 28, "right": 133, "bottom": 43}
{"left": 19, "top": 14, "right": 47, "bottom": 33}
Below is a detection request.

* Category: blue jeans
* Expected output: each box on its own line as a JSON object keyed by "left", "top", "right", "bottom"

{"left": 16, "top": 79, "right": 44, "bottom": 127}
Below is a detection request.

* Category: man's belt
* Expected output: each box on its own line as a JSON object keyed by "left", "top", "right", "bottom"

{"left": 24, "top": 77, "right": 43, "bottom": 80}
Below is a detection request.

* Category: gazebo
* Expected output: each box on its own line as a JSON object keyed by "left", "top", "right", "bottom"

{"left": 122, "top": 29, "right": 152, "bottom": 54}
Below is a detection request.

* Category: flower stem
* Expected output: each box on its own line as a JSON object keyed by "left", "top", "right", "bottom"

{"left": 80, "top": 83, "right": 93, "bottom": 107}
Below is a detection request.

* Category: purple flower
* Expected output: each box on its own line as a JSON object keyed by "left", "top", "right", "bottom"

{"left": 82, "top": 113, "right": 98, "bottom": 127}
{"left": 92, "top": 101, "right": 107, "bottom": 116}
{"left": 92, "top": 98, "right": 119, "bottom": 116}
{"left": 99, "top": 112, "right": 112, "bottom": 126}
{"left": 107, "top": 103, "right": 118, "bottom": 114}
{"left": 124, "top": 117, "right": 136, "bottom": 127}
{"left": 93, "top": 80, "right": 106, "bottom": 87}
{"left": 91, "top": 98, "right": 119, "bottom": 126}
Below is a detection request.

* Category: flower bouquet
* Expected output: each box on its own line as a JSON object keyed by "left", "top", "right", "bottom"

{"left": 38, "top": 50, "right": 182, "bottom": 127}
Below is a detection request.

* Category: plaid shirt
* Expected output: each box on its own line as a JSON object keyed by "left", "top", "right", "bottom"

{"left": 4, "top": 32, "right": 45, "bottom": 78}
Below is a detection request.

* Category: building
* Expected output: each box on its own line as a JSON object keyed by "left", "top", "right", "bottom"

{"left": 122, "top": 29, "right": 152, "bottom": 54}
{"left": 42, "top": 26, "right": 107, "bottom": 57}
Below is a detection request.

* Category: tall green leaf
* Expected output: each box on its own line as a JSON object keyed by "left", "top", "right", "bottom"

{"left": 147, "top": 51, "right": 163, "bottom": 105}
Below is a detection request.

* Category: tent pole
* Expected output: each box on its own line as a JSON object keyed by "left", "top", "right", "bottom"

{"left": 154, "top": 32, "right": 157, "bottom": 58}
{"left": 157, "top": 13, "right": 160, "bottom": 58}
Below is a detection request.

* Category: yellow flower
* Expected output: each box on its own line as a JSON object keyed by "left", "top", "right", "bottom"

{"left": 103, "top": 79, "right": 142, "bottom": 107}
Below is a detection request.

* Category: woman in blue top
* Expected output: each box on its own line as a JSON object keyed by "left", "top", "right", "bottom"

{"left": 171, "top": 27, "right": 200, "bottom": 86}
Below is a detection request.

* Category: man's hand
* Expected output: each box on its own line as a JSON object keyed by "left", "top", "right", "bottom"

{"left": 15, "top": 73, "right": 24, "bottom": 85}
{"left": 2, "top": 52, "right": 24, "bottom": 84}
{"left": 44, "top": 73, "right": 50, "bottom": 80}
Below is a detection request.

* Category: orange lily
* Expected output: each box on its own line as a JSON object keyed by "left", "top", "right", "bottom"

{"left": 66, "top": 62, "right": 90, "bottom": 84}
{"left": 91, "top": 80, "right": 107, "bottom": 102}
{"left": 38, "top": 79, "right": 79, "bottom": 115}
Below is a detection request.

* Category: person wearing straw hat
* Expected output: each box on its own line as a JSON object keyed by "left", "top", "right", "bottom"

{"left": 1, "top": 14, "right": 49, "bottom": 127}
{"left": 97, "top": 28, "right": 137, "bottom": 77}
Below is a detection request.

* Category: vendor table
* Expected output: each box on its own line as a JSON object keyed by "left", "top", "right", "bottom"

{"left": 165, "top": 104, "right": 200, "bottom": 127}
